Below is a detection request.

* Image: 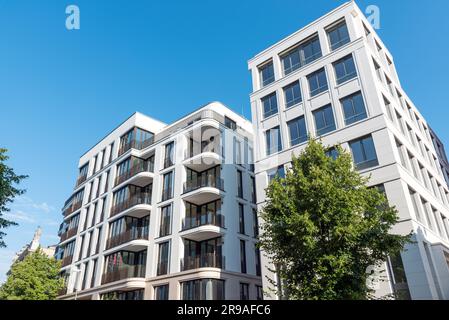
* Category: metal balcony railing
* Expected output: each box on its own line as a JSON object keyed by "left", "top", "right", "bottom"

{"left": 105, "top": 228, "right": 148, "bottom": 250}
{"left": 114, "top": 161, "right": 154, "bottom": 187}
{"left": 110, "top": 193, "right": 152, "bottom": 217}
{"left": 61, "top": 255, "right": 73, "bottom": 268}
{"left": 182, "top": 213, "right": 225, "bottom": 230}
{"left": 181, "top": 253, "right": 224, "bottom": 271}
{"left": 59, "top": 227, "right": 78, "bottom": 242}
{"left": 63, "top": 201, "right": 82, "bottom": 217}
{"left": 101, "top": 265, "right": 146, "bottom": 284}
{"left": 118, "top": 138, "right": 154, "bottom": 157}
{"left": 183, "top": 175, "right": 224, "bottom": 194}
{"left": 75, "top": 175, "right": 87, "bottom": 188}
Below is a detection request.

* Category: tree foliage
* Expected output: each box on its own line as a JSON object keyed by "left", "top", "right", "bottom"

{"left": 259, "top": 139, "right": 412, "bottom": 300}
{"left": 0, "top": 148, "right": 28, "bottom": 248}
{"left": 0, "top": 248, "right": 64, "bottom": 300}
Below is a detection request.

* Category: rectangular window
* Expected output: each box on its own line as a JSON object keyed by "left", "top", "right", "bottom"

{"left": 313, "top": 104, "right": 336, "bottom": 136}
{"left": 255, "top": 247, "right": 261, "bottom": 276}
{"left": 239, "top": 203, "right": 245, "bottom": 234}
{"left": 181, "top": 279, "right": 225, "bottom": 300}
{"left": 90, "top": 259, "right": 97, "bottom": 288}
{"left": 224, "top": 116, "right": 236, "bottom": 130}
{"left": 261, "top": 92, "right": 278, "bottom": 119}
{"left": 109, "top": 142, "right": 115, "bottom": 164}
{"left": 157, "top": 242, "right": 170, "bottom": 276}
{"left": 253, "top": 209, "right": 259, "bottom": 237}
{"left": 256, "top": 286, "right": 264, "bottom": 300}
{"left": 326, "top": 147, "right": 339, "bottom": 160}
{"left": 159, "top": 204, "right": 172, "bottom": 237}
{"left": 240, "top": 240, "right": 247, "bottom": 274}
{"left": 92, "top": 155, "right": 98, "bottom": 175}
{"left": 265, "top": 126, "right": 282, "bottom": 156}
{"left": 281, "top": 35, "right": 322, "bottom": 75}
{"left": 327, "top": 20, "right": 350, "bottom": 51}
{"left": 283, "top": 81, "right": 302, "bottom": 108}
{"left": 333, "top": 54, "right": 357, "bottom": 84}
{"left": 250, "top": 176, "right": 256, "bottom": 204}
{"left": 259, "top": 61, "right": 275, "bottom": 87}
{"left": 373, "top": 58, "right": 382, "bottom": 82}
{"left": 287, "top": 116, "right": 307, "bottom": 146}
{"left": 409, "top": 188, "right": 422, "bottom": 223}
{"left": 154, "top": 284, "right": 169, "bottom": 300}
{"left": 349, "top": 135, "right": 379, "bottom": 170}
{"left": 307, "top": 68, "right": 328, "bottom": 97}
{"left": 237, "top": 170, "right": 243, "bottom": 198}
{"left": 234, "top": 138, "right": 242, "bottom": 165}
{"left": 341, "top": 91, "right": 367, "bottom": 125}
{"left": 100, "top": 149, "right": 106, "bottom": 170}
{"left": 95, "top": 227, "right": 102, "bottom": 254}
{"left": 162, "top": 171, "right": 174, "bottom": 201}
{"left": 240, "top": 283, "right": 249, "bottom": 300}
{"left": 267, "top": 165, "right": 285, "bottom": 182}
{"left": 164, "top": 142, "right": 175, "bottom": 169}
{"left": 103, "top": 170, "right": 110, "bottom": 194}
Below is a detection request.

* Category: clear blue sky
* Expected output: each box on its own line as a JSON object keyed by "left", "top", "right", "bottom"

{"left": 1, "top": 0, "right": 448, "bottom": 282}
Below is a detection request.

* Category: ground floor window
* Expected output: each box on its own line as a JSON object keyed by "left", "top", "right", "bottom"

{"left": 101, "top": 289, "right": 144, "bottom": 300}
{"left": 181, "top": 279, "right": 225, "bottom": 300}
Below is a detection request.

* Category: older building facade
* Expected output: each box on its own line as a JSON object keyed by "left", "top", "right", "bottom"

{"left": 248, "top": 1, "right": 449, "bottom": 300}
{"left": 56, "top": 102, "right": 262, "bottom": 300}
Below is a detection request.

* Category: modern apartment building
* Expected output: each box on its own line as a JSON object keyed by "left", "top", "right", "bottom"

{"left": 55, "top": 102, "right": 262, "bottom": 300}
{"left": 248, "top": 1, "right": 449, "bottom": 300}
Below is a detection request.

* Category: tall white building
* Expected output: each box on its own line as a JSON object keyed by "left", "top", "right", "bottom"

{"left": 56, "top": 102, "right": 262, "bottom": 300}
{"left": 248, "top": 1, "right": 449, "bottom": 300}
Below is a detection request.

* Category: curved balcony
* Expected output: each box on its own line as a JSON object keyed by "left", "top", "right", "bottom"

{"left": 105, "top": 228, "right": 149, "bottom": 251}
{"left": 182, "top": 176, "right": 224, "bottom": 205}
{"left": 181, "top": 254, "right": 225, "bottom": 271}
{"left": 59, "top": 227, "right": 78, "bottom": 242}
{"left": 110, "top": 194, "right": 152, "bottom": 219}
{"left": 75, "top": 175, "right": 87, "bottom": 188}
{"left": 101, "top": 265, "right": 146, "bottom": 285}
{"left": 114, "top": 162, "right": 154, "bottom": 188}
{"left": 183, "top": 149, "right": 223, "bottom": 172}
{"left": 61, "top": 255, "right": 73, "bottom": 268}
{"left": 180, "top": 214, "right": 225, "bottom": 241}
{"left": 118, "top": 137, "right": 154, "bottom": 157}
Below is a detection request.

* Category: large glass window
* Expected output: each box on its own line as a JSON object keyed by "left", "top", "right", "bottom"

{"left": 184, "top": 199, "right": 223, "bottom": 230}
{"left": 327, "top": 20, "right": 350, "bottom": 51}
{"left": 341, "top": 91, "right": 367, "bottom": 125}
{"left": 239, "top": 203, "right": 245, "bottom": 234}
{"left": 164, "top": 142, "right": 175, "bottom": 168}
{"left": 159, "top": 204, "right": 172, "bottom": 237}
{"left": 283, "top": 81, "right": 302, "bottom": 108}
{"left": 265, "top": 126, "right": 282, "bottom": 155}
{"left": 240, "top": 240, "right": 247, "bottom": 274}
{"left": 240, "top": 283, "right": 249, "bottom": 300}
{"left": 333, "top": 54, "right": 357, "bottom": 84}
{"left": 313, "top": 104, "right": 336, "bottom": 136}
{"left": 261, "top": 92, "right": 278, "bottom": 119}
{"left": 307, "top": 68, "right": 328, "bottom": 97}
{"left": 162, "top": 171, "right": 174, "bottom": 201}
{"left": 157, "top": 241, "right": 170, "bottom": 276}
{"left": 154, "top": 285, "right": 169, "bottom": 300}
{"left": 259, "top": 61, "right": 275, "bottom": 87}
{"left": 287, "top": 116, "right": 307, "bottom": 146}
{"left": 349, "top": 135, "right": 379, "bottom": 170}
{"left": 281, "top": 35, "right": 322, "bottom": 75}
{"left": 181, "top": 279, "right": 225, "bottom": 300}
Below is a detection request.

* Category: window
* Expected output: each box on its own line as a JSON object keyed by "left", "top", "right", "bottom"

{"left": 255, "top": 247, "right": 261, "bottom": 276}
{"left": 409, "top": 188, "right": 422, "bottom": 223}
{"left": 261, "top": 92, "right": 278, "bottom": 119}
{"left": 108, "top": 142, "right": 115, "bottom": 164}
{"left": 224, "top": 116, "right": 236, "bottom": 130}
{"left": 90, "top": 259, "right": 97, "bottom": 288}
{"left": 237, "top": 170, "right": 243, "bottom": 198}
{"left": 313, "top": 104, "right": 336, "bottom": 136}
{"left": 250, "top": 176, "right": 256, "bottom": 204}
{"left": 162, "top": 171, "right": 174, "bottom": 201}
{"left": 373, "top": 58, "right": 382, "bottom": 82}
{"left": 325, "top": 147, "right": 339, "bottom": 160}
{"left": 341, "top": 92, "right": 367, "bottom": 125}
{"left": 182, "top": 279, "right": 225, "bottom": 300}
{"left": 288, "top": 116, "right": 307, "bottom": 146}
{"left": 240, "top": 283, "right": 249, "bottom": 300}
{"left": 421, "top": 199, "right": 434, "bottom": 231}
{"left": 92, "top": 155, "right": 98, "bottom": 175}
{"left": 100, "top": 148, "right": 106, "bottom": 170}
{"left": 259, "top": 61, "right": 275, "bottom": 87}
{"left": 333, "top": 54, "right": 357, "bottom": 84}
{"left": 387, "top": 253, "right": 411, "bottom": 300}
{"left": 283, "top": 81, "right": 302, "bottom": 108}
{"left": 307, "top": 68, "right": 328, "bottom": 97}
{"left": 256, "top": 286, "right": 264, "bottom": 300}
{"left": 265, "top": 126, "right": 282, "bottom": 155}
{"left": 253, "top": 209, "right": 259, "bottom": 237}
{"left": 327, "top": 20, "right": 350, "bottom": 51}
{"left": 239, "top": 203, "right": 245, "bottom": 234}
{"left": 95, "top": 227, "right": 102, "bottom": 254}
{"left": 119, "top": 127, "right": 154, "bottom": 156}
{"left": 268, "top": 165, "right": 285, "bottom": 182}
{"left": 154, "top": 285, "right": 169, "bottom": 300}
{"left": 103, "top": 170, "right": 110, "bottom": 194}
{"left": 281, "top": 35, "right": 322, "bottom": 75}
{"left": 164, "top": 142, "right": 175, "bottom": 168}
{"left": 234, "top": 138, "right": 242, "bottom": 165}
{"left": 349, "top": 135, "right": 379, "bottom": 170}
{"left": 159, "top": 204, "right": 172, "bottom": 237}
{"left": 157, "top": 242, "right": 170, "bottom": 276}
{"left": 240, "top": 240, "right": 247, "bottom": 274}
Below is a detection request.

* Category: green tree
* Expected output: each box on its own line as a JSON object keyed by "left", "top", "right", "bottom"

{"left": 259, "top": 139, "right": 412, "bottom": 300}
{"left": 0, "top": 248, "right": 64, "bottom": 300}
{"left": 0, "top": 148, "right": 28, "bottom": 248}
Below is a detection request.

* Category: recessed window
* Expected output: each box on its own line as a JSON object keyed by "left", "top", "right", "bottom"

{"left": 281, "top": 35, "right": 322, "bottom": 75}
{"left": 261, "top": 92, "right": 278, "bottom": 119}
{"left": 283, "top": 81, "right": 302, "bottom": 108}
{"left": 325, "top": 147, "right": 339, "bottom": 160}
{"left": 267, "top": 165, "right": 285, "bottom": 183}
{"left": 333, "top": 54, "right": 357, "bottom": 84}
{"left": 341, "top": 91, "right": 367, "bottom": 125}
{"left": 287, "top": 116, "right": 307, "bottom": 146}
{"left": 313, "top": 104, "right": 336, "bottom": 136}
{"left": 307, "top": 68, "right": 328, "bottom": 97}
{"left": 259, "top": 61, "right": 275, "bottom": 87}
{"left": 265, "top": 126, "right": 282, "bottom": 155}
{"left": 240, "top": 283, "right": 249, "bottom": 300}
{"left": 154, "top": 284, "right": 169, "bottom": 300}
{"left": 349, "top": 135, "right": 379, "bottom": 170}
{"left": 327, "top": 20, "right": 350, "bottom": 51}
{"left": 224, "top": 116, "right": 236, "bottom": 130}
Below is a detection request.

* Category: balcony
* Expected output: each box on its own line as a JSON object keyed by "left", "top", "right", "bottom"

{"left": 110, "top": 193, "right": 152, "bottom": 218}
{"left": 63, "top": 201, "right": 82, "bottom": 217}
{"left": 118, "top": 138, "right": 154, "bottom": 157}
{"left": 59, "top": 226, "right": 78, "bottom": 242}
{"left": 183, "top": 146, "right": 223, "bottom": 172}
{"left": 181, "top": 214, "right": 225, "bottom": 241}
{"left": 75, "top": 175, "right": 87, "bottom": 188}
{"left": 114, "top": 161, "right": 154, "bottom": 188}
{"left": 182, "top": 176, "right": 224, "bottom": 205}
{"left": 181, "top": 253, "right": 225, "bottom": 271}
{"left": 106, "top": 228, "right": 149, "bottom": 250}
{"left": 61, "top": 255, "right": 73, "bottom": 268}
{"left": 101, "top": 265, "right": 146, "bottom": 285}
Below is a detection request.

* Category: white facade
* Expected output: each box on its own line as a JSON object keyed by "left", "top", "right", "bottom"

{"left": 248, "top": 1, "right": 449, "bottom": 300}
{"left": 56, "top": 102, "right": 262, "bottom": 300}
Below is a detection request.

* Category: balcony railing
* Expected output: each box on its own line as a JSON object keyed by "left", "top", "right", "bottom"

{"left": 75, "top": 175, "right": 87, "bottom": 188}
{"left": 110, "top": 193, "right": 152, "bottom": 217}
{"left": 182, "top": 213, "right": 225, "bottom": 230}
{"left": 183, "top": 175, "right": 224, "bottom": 194}
{"left": 181, "top": 253, "right": 224, "bottom": 271}
{"left": 101, "top": 265, "right": 146, "bottom": 285}
{"left": 114, "top": 161, "right": 154, "bottom": 187}
{"left": 59, "top": 227, "right": 78, "bottom": 242}
{"left": 185, "top": 144, "right": 221, "bottom": 160}
{"left": 61, "top": 255, "right": 73, "bottom": 268}
{"left": 63, "top": 201, "right": 82, "bottom": 217}
{"left": 105, "top": 228, "right": 148, "bottom": 250}
{"left": 118, "top": 138, "right": 154, "bottom": 157}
